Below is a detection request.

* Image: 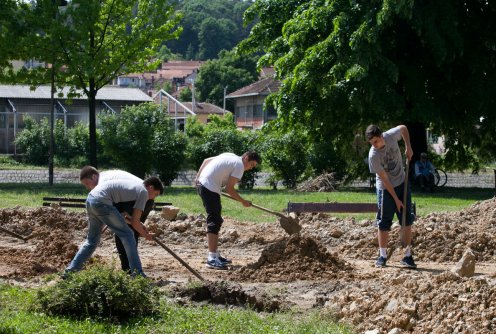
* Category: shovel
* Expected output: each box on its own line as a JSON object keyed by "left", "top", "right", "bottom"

{"left": 121, "top": 217, "right": 206, "bottom": 282}
{"left": 221, "top": 192, "right": 301, "bottom": 235}
{"left": 387, "top": 159, "right": 409, "bottom": 260}
{"left": 0, "top": 226, "right": 29, "bottom": 242}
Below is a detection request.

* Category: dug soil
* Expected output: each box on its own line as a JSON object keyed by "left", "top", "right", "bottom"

{"left": 1, "top": 198, "right": 495, "bottom": 333}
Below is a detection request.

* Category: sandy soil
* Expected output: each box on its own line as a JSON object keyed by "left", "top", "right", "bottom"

{"left": 1, "top": 198, "right": 495, "bottom": 333}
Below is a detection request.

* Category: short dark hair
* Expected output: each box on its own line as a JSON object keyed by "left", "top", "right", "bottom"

{"left": 365, "top": 125, "right": 382, "bottom": 140}
{"left": 242, "top": 150, "right": 261, "bottom": 164}
{"left": 144, "top": 176, "right": 164, "bottom": 195}
{"left": 80, "top": 166, "right": 99, "bottom": 181}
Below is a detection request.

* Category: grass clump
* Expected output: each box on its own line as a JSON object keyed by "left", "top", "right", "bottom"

{"left": 36, "top": 264, "right": 160, "bottom": 320}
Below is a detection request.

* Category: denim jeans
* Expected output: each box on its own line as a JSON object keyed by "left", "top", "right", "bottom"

{"left": 376, "top": 182, "right": 414, "bottom": 231}
{"left": 66, "top": 194, "right": 143, "bottom": 275}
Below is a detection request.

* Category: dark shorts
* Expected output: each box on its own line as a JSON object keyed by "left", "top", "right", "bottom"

{"left": 376, "top": 183, "right": 415, "bottom": 231}
{"left": 197, "top": 184, "right": 223, "bottom": 234}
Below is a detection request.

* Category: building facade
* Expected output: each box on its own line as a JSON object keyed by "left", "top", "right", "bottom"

{"left": 0, "top": 85, "right": 152, "bottom": 154}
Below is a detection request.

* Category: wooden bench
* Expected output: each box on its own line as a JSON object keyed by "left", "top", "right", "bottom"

{"left": 42, "top": 197, "right": 172, "bottom": 212}
{"left": 287, "top": 201, "right": 416, "bottom": 215}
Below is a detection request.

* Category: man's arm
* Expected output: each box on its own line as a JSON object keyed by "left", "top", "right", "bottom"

{"left": 126, "top": 209, "right": 153, "bottom": 241}
{"left": 225, "top": 176, "right": 251, "bottom": 207}
{"left": 377, "top": 170, "right": 403, "bottom": 211}
{"left": 399, "top": 125, "right": 413, "bottom": 161}
{"left": 195, "top": 157, "right": 213, "bottom": 184}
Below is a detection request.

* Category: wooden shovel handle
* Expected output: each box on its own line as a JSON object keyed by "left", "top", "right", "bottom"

{"left": 221, "top": 192, "right": 287, "bottom": 219}
{"left": 0, "top": 226, "right": 28, "bottom": 242}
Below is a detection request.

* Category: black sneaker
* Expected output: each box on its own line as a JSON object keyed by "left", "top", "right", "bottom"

{"left": 400, "top": 256, "right": 417, "bottom": 269}
{"left": 218, "top": 255, "right": 232, "bottom": 264}
{"left": 206, "top": 258, "right": 227, "bottom": 270}
{"left": 375, "top": 256, "right": 387, "bottom": 268}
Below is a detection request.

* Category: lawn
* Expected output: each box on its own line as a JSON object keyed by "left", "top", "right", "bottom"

{"left": 0, "top": 183, "right": 493, "bottom": 223}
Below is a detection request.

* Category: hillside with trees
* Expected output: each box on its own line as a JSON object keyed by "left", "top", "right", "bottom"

{"left": 165, "top": 0, "right": 253, "bottom": 60}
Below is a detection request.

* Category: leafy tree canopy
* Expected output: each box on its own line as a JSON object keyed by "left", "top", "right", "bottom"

{"left": 3, "top": 0, "right": 182, "bottom": 168}
{"left": 239, "top": 0, "right": 496, "bottom": 171}
{"left": 195, "top": 49, "right": 258, "bottom": 107}
{"left": 167, "top": 0, "right": 252, "bottom": 60}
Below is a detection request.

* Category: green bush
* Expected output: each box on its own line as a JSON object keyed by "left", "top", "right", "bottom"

{"left": 15, "top": 116, "right": 50, "bottom": 165}
{"left": 36, "top": 265, "right": 160, "bottom": 320}
{"left": 259, "top": 126, "right": 308, "bottom": 189}
{"left": 14, "top": 116, "right": 90, "bottom": 167}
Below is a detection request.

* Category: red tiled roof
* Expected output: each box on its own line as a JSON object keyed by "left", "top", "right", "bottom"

{"left": 166, "top": 101, "right": 226, "bottom": 115}
{"left": 226, "top": 77, "right": 281, "bottom": 98}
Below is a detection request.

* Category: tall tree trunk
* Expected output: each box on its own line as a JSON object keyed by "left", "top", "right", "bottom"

{"left": 88, "top": 78, "right": 98, "bottom": 168}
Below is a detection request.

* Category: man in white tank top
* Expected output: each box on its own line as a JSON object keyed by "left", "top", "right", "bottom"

{"left": 196, "top": 151, "right": 260, "bottom": 270}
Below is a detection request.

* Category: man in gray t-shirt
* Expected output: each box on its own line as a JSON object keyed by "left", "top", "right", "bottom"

{"left": 366, "top": 124, "right": 416, "bottom": 269}
{"left": 80, "top": 168, "right": 158, "bottom": 272}
{"left": 65, "top": 166, "right": 163, "bottom": 277}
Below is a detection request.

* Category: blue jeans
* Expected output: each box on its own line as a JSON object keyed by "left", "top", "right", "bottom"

{"left": 376, "top": 183, "right": 414, "bottom": 231}
{"left": 66, "top": 194, "right": 143, "bottom": 275}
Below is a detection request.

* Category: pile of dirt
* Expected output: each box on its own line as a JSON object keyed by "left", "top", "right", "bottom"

{"left": 320, "top": 271, "right": 496, "bottom": 333}
{"left": 230, "top": 234, "right": 352, "bottom": 282}
{"left": 0, "top": 206, "right": 86, "bottom": 277}
{"left": 299, "top": 197, "right": 496, "bottom": 263}
{"left": 414, "top": 198, "right": 496, "bottom": 262}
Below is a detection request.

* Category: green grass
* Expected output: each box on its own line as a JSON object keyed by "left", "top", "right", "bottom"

{"left": 0, "top": 283, "right": 353, "bottom": 334}
{"left": 0, "top": 183, "right": 493, "bottom": 222}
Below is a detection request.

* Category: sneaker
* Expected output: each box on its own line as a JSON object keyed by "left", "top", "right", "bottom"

{"left": 218, "top": 255, "right": 232, "bottom": 264}
{"left": 375, "top": 256, "right": 387, "bottom": 268}
{"left": 206, "top": 258, "right": 227, "bottom": 270}
{"left": 400, "top": 256, "right": 417, "bottom": 269}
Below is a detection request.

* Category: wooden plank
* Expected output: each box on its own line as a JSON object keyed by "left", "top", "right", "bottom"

{"left": 287, "top": 202, "right": 377, "bottom": 213}
{"left": 42, "top": 197, "right": 172, "bottom": 211}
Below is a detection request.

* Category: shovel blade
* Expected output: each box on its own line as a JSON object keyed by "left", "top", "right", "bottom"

{"left": 278, "top": 217, "right": 302, "bottom": 235}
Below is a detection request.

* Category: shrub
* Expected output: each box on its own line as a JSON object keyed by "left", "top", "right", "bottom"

{"left": 14, "top": 116, "right": 90, "bottom": 167}
{"left": 14, "top": 116, "right": 50, "bottom": 165}
{"left": 259, "top": 127, "right": 308, "bottom": 189}
{"left": 36, "top": 265, "right": 160, "bottom": 320}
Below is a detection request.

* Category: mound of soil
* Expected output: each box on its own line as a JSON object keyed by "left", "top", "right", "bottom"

{"left": 230, "top": 234, "right": 352, "bottom": 282}
{"left": 0, "top": 206, "right": 86, "bottom": 277}
{"left": 321, "top": 271, "right": 496, "bottom": 333}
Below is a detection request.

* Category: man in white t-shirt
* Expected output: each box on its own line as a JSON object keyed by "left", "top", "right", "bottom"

{"left": 195, "top": 151, "right": 260, "bottom": 270}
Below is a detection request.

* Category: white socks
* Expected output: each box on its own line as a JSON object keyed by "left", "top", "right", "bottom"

{"left": 208, "top": 252, "right": 219, "bottom": 261}
{"left": 379, "top": 246, "right": 412, "bottom": 258}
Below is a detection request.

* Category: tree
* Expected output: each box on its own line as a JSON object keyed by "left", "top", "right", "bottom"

{"left": 166, "top": 0, "right": 252, "bottom": 60}
{"left": 99, "top": 103, "right": 186, "bottom": 183}
{"left": 14, "top": 0, "right": 182, "bottom": 168}
{"left": 239, "top": 0, "right": 496, "bottom": 171}
{"left": 258, "top": 125, "right": 308, "bottom": 189}
{"left": 0, "top": 1, "right": 29, "bottom": 77}
{"left": 198, "top": 17, "right": 236, "bottom": 60}
{"left": 178, "top": 86, "right": 192, "bottom": 102}
{"left": 195, "top": 50, "right": 258, "bottom": 107}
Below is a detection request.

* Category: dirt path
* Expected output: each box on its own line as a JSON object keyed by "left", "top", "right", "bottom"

{"left": 1, "top": 199, "right": 495, "bottom": 333}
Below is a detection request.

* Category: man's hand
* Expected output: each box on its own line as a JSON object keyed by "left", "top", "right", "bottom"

{"left": 241, "top": 199, "right": 252, "bottom": 207}
{"left": 394, "top": 197, "right": 404, "bottom": 212}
